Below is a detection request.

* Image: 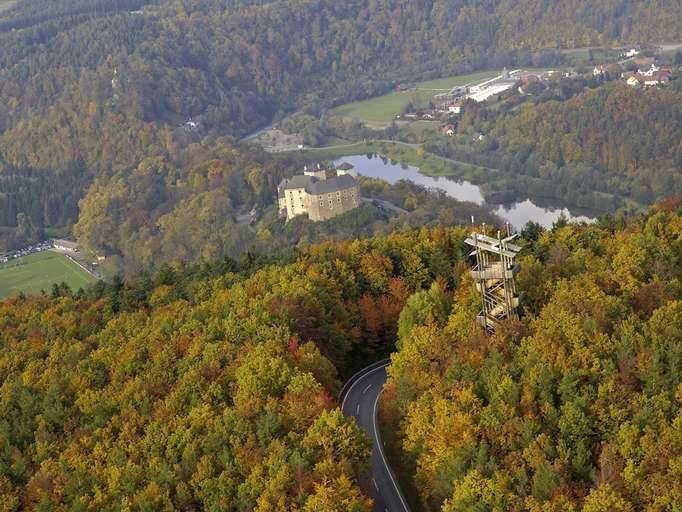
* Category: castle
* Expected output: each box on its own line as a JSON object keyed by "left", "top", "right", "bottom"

{"left": 277, "top": 163, "right": 360, "bottom": 222}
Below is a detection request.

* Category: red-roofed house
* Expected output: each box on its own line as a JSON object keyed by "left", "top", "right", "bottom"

{"left": 644, "top": 71, "right": 671, "bottom": 86}
{"left": 633, "top": 56, "right": 657, "bottom": 67}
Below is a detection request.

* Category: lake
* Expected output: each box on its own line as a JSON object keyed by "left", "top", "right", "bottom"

{"left": 334, "top": 154, "right": 599, "bottom": 228}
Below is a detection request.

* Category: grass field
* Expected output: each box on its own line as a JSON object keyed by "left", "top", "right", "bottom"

{"left": 0, "top": 0, "right": 17, "bottom": 13}
{"left": 0, "top": 251, "right": 97, "bottom": 298}
{"left": 332, "top": 70, "right": 501, "bottom": 124}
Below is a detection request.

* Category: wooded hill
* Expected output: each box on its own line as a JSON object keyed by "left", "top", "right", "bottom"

{"left": 1, "top": 0, "right": 681, "bottom": 244}
{"left": 3, "top": 202, "right": 682, "bottom": 509}
{"left": 421, "top": 78, "right": 682, "bottom": 211}
{"left": 0, "top": 226, "right": 469, "bottom": 510}
{"left": 385, "top": 201, "right": 682, "bottom": 511}
{"left": 488, "top": 83, "right": 682, "bottom": 206}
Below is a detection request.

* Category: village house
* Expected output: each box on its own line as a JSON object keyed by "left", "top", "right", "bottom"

{"left": 336, "top": 162, "right": 358, "bottom": 177}
{"left": 626, "top": 69, "right": 671, "bottom": 87}
{"left": 593, "top": 64, "right": 607, "bottom": 77}
{"left": 441, "top": 124, "right": 455, "bottom": 137}
{"left": 623, "top": 47, "right": 640, "bottom": 58}
{"left": 440, "top": 99, "right": 464, "bottom": 114}
{"left": 644, "top": 71, "right": 671, "bottom": 86}
{"left": 278, "top": 164, "right": 360, "bottom": 222}
{"left": 626, "top": 74, "right": 643, "bottom": 87}
{"left": 418, "top": 109, "right": 439, "bottom": 120}
{"left": 639, "top": 64, "right": 661, "bottom": 77}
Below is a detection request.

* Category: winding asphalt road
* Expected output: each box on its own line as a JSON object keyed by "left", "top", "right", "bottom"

{"left": 341, "top": 362, "right": 411, "bottom": 512}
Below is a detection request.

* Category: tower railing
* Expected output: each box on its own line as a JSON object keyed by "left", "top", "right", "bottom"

{"left": 464, "top": 230, "right": 522, "bottom": 334}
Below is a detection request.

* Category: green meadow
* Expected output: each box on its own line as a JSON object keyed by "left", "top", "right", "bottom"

{"left": 0, "top": 0, "right": 17, "bottom": 13}
{"left": 0, "top": 251, "right": 97, "bottom": 298}
{"left": 332, "top": 70, "right": 500, "bottom": 124}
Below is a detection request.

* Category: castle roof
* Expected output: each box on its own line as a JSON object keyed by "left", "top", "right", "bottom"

{"left": 307, "top": 174, "right": 357, "bottom": 195}
{"left": 280, "top": 173, "right": 357, "bottom": 198}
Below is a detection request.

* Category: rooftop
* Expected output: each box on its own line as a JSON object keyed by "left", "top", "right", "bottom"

{"left": 52, "top": 239, "right": 79, "bottom": 249}
{"left": 307, "top": 174, "right": 357, "bottom": 195}
{"left": 279, "top": 173, "right": 357, "bottom": 197}
{"left": 279, "top": 175, "right": 316, "bottom": 194}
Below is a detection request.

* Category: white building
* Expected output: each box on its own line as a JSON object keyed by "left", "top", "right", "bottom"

{"left": 464, "top": 69, "right": 518, "bottom": 103}
{"left": 52, "top": 239, "right": 79, "bottom": 253}
{"left": 593, "top": 64, "right": 607, "bottom": 77}
{"left": 336, "top": 162, "right": 358, "bottom": 177}
{"left": 640, "top": 64, "right": 660, "bottom": 77}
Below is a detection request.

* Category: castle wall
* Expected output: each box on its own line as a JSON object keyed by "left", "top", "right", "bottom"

{"left": 285, "top": 187, "right": 308, "bottom": 220}
{"left": 306, "top": 184, "right": 360, "bottom": 221}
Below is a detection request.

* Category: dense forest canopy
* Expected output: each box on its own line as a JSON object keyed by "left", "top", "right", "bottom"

{"left": 384, "top": 201, "right": 682, "bottom": 511}
{"left": 3, "top": 201, "right": 682, "bottom": 509}
{"left": 0, "top": 226, "right": 469, "bottom": 509}
{"left": 487, "top": 83, "right": 682, "bottom": 205}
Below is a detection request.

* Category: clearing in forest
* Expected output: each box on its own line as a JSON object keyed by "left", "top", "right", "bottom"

{"left": 0, "top": 251, "right": 97, "bottom": 298}
{"left": 332, "top": 70, "right": 501, "bottom": 124}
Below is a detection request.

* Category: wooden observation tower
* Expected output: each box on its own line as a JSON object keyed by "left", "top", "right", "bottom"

{"left": 464, "top": 231, "right": 522, "bottom": 333}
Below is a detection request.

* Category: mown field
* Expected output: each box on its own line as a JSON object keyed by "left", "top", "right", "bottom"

{"left": 332, "top": 70, "right": 500, "bottom": 123}
{"left": 0, "top": 251, "right": 97, "bottom": 298}
{"left": 0, "top": 0, "right": 17, "bottom": 13}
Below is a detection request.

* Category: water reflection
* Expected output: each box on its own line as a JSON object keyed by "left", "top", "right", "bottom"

{"left": 334, "top": 154, "right": 597, "bottom": 229}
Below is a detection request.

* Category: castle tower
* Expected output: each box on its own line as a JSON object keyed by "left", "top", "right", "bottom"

{"left": 304, "top": 163, "right": 327, "bottom": 180}
{"left": 336, "top": 162, "right": 358, "bottom": 178}
{"left": 464, "top": 231, "right": 521, "bottom": 333}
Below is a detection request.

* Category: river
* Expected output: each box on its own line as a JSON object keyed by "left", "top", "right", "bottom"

{"left": 333, "top": 154, "right": 599, "bottom": 228}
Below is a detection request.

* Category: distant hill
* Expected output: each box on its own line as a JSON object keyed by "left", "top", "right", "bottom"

{"left": 490, "top": 83, "right": 682, "bottom": 205}
{"left": 1, "top": 0, "right": 681, "bottom": 252}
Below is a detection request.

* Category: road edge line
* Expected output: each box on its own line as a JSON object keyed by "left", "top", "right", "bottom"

{"left": 340, "top": 363, "right": 387, "bottom": 412}
{"left": 373, "top": 387, "right": 411, "bottom": 512}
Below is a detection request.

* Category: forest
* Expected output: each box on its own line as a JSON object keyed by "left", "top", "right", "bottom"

{"left": 485, "top": 83, "right": 682, "bottom": 206}
{"left": 2, "top": 0, "right": 682, "bottom": 253}
{"left": 3, "top": 200, "right": 682, "bottom": 509}
{"left": 0, "top": 225, "right": 470, "bottom": 510}
{"left": 414, "top": 78, "right": 682, "bottom": 211}
{"left": 384, "top": 200, "right": 682, "bottom": 511}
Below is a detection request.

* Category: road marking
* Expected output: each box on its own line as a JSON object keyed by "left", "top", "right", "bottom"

{"left": 356, "top": 403, "right": 360, "bottom": 415}
{"left": 362, "top": 383, "right": 373, "bottom": 394}
{"left": 340, "top": 364, "right": 386, "bottom": 412}
{"left": 373, "top": 389, "right": 411, "bottom": 512}
{"left": 339, "top": 361, "right": 411, "bottom": 511}
{"left": 373, "top": 478, "right": 379, "bottom": 491}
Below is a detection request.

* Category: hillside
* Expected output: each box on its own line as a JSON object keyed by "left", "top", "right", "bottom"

{"left": 0, "top": 227, "right": 468, "bottom": 509}
{"left": 489, "top": 83, "right": 682, "bottom": 205}
{"left": 1, "top": 0, "right": 681, "bottom": 247}
{"left": 384, "top": 201, "right": 682, "bottom": 511}
{"left": 3, "top": 204, "right": 682, "bottom": 509}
